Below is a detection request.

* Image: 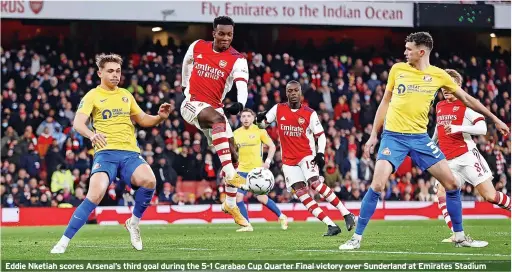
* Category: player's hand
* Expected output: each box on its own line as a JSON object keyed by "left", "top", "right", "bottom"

{"left": 364, "top": 134, "right": 378, "bottom": 156}
{"left": 314, "top": 153, "right": 325, "bottom": 170}
{"left": 494, "top": 119, "right": 510, "bottom": 136}
{"left": 90, "top": 133, "right": 107, "bottom": 148}
{"left": 256, "top": 110, "right": 268, "bottom": 123}
{"left": 443, "top": 124, "right": 453, "bottom": 134}
{"left": 262, "top": 161, "right": 271, "bottom": 169}
{"left": 224, "top": 102, "right": 243, "bottom": 115}
{"left": 158, "top": 103, "right": 172, "bottom": 120}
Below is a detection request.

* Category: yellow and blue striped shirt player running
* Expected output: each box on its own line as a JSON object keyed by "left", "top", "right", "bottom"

{"left": 233, "top": 109, "right": 288, "bottom": 232}
{"left": 51, "top": 53, "right": 172, "bottom": 254}
{"left": 340, "top": 32, "right": 509, "bottom": 250}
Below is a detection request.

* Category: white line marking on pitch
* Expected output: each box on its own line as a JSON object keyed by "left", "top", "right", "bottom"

{"left": 75, "top": 245, "right": 510, "bottom": 257}
{"left": 295, "top": 249, "right": 510, "bottom": 257}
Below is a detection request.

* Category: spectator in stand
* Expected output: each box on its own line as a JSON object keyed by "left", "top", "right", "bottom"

{"left": 50, "top": 164, "right": 74, "bottom": 194}
{"left": 158, "top": 182, "right": 174, "bottom": 204}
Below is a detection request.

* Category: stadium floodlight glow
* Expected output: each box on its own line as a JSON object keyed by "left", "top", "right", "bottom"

{"left": 490, "top": 33, "right": 496, "bottom": 38}
{"left": 152, "top": 27, "right": 162, "bottom": 32}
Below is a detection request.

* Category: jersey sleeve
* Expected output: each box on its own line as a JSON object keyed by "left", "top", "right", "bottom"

{"left": 309, "top": 111, "right": 324, "bottom": 136}
{"left": 232, "top": 58, "right": 249, "bottom": 83}
{"left": 265, "top": 104, "right": 278, "bottom": 124}
{"left": 76, "top": 91, "right": 94, "bottom": 116}
{"left": 182, "top": 40, "right": 199, "bottom": 88}
{"left": 440, "top": 70, "right": 460, "bottom": 93}
{"left": 260, "top": 129, "right": 273, "bottom": 145}
{"left": 385, "top": 63, "right": 398, "bottom": 92}
{"left": 129, "top": 93, "right": 143, "bottom": 116}
{"left": 464, "top": 107, "right": 485, "bottom": 125}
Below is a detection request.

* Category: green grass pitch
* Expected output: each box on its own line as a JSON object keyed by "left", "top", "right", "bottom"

{"left": 1, "top": 219, "right": 510, "bottom": 262}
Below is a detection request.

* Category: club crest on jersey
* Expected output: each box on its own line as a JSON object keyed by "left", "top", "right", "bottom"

{"left": 219, "top": 60, "right": 227, "bottom": 68}
{"left": 122, "top": 97, "right": 129, "bottom": 103}
{"left": 298, "top": 117, "right": 305, "bottom": 125}
{"left": 423, "top": 75, "right": 432, "bottom": 82}
{"left": 381, "top": 147, "right": 391, "bottom": 156}
{"left": 249, "top": 134, "right": 255, "bottom": 139}
{"left": 93, "top": 163, "right": 101, "bottom": 170}
{"left": 453, "top": 106, "right": 459, "bottom": 112}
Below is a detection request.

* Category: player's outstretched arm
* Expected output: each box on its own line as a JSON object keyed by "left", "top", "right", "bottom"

{"left": 451, "top": 88, "right": 509, "bottom": 136}
{"left": 445, "top": 119, "right": 487, "bottom": 136}
{"left": 365, "top": 90, "right": 393, "bottom": 155}
{"left": 131, "top": 103, "right": 172, "bottom": 127}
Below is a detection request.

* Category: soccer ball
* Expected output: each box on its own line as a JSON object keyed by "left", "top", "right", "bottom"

{"left": 246, "top": 167, "right": 275, "bottom": 195}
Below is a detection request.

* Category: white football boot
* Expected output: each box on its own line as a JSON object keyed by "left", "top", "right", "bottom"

{"left": 125, "top": 218, "right": 143, "bottom": 250}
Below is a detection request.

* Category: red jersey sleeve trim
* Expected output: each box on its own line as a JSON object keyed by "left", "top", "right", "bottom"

{"left": 234, "top": 78, "right": 248, "bottom": 83}
{"left": 314, "top": 131, "right": 324, "bottom": 137}
{"left": 472, "top": 117, "right": 485, "bottom": 125}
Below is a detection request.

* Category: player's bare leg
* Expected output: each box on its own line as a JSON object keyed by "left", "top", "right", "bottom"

{"left": 476, "top": 178, "right": 511, "bottom": 210}
{"left": 124, "top": 164, "right": 157, "bottom": 250}
{"left": 340, "top": 160, "right": 391, "bottom": 250}
{"left": 428, "top": 160, "right": 488, "bottom": 248}
{"left": 51, "top": 173, "right": 109, "bottom": 254}
{"left": 434, "top": 183, "right": 455, "bottom": 242}
{"left": 292, "top": 182, "right": 340, "bottom": 236}
{"left": 309, "top": 177, "right": 355, "bottom": 231}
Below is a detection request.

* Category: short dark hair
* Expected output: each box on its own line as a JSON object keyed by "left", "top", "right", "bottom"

{"left": 213, "top": 16, "right": 234, "bottom": 29}
{"left": 405, "top": 32, "right": 433, "bottom": 51}
{"left": 286, "top": 80, "right": 300, "bottom": 87}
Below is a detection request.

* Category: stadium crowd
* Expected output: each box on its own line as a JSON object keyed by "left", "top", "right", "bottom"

{"left": 1, "top": 37, "right": 510, "bottom": 208}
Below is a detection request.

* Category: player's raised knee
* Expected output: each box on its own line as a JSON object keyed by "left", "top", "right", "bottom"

{"left": 441, "top": 176, "right": 459, "bottom": 191}
{"left": 369, "top": 175, "right": 387, "bottom": 192}
{"left": 139, "top": 176, "right": 156, "bottom": 189}
{"left": 212, "top": 114, "right": 225, "bottom": 124}
{"left": 370, "top": 182, "right": 385, "bottom": 193}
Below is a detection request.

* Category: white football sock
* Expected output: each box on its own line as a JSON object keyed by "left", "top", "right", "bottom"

{"left": 58, "top": 235, "right": 70, "bottom": 246}
{"left": 130, "top": 215, "right": 141, "bottom": 226}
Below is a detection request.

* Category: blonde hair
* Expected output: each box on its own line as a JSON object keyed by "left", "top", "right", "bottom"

{"left": 445, "top": 69, "right": 463, "bottom": 86}
{"left": 95, "top": 53, "right": 123, "bottom": 69}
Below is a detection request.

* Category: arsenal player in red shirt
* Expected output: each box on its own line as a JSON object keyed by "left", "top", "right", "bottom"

{"left": 433, "top": 69, "right": 511, "bottom": 242}
{"left": 180, "top": 16, "right": 249, "bottom": 227}
{"left": 257, "top": 80, "right": 356, "bottom": 236}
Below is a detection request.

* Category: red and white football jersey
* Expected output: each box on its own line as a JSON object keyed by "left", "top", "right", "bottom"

{"left": 266, "top": 103, "right": 324, "bottom": 165}
{"left": 182, "top": 40, "right": 249, "bottom": 108}
{"left": 436, "top": 99, "right": 485, "bottom": 160}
